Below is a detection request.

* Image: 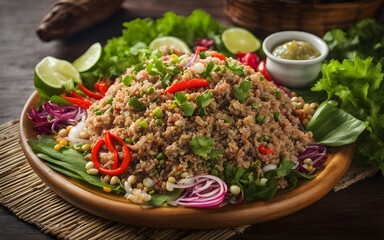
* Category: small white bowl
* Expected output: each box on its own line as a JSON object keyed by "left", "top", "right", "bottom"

{"left": 262, "top": 31, "right": 328, "bottom": 88}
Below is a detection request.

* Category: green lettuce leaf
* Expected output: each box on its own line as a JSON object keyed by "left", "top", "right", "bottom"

{"left": 306, "top": 100, "right": 367, "bottom": 146}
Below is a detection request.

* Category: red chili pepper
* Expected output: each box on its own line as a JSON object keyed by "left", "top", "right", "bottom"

{"left": 211, "top": 51, "right": 226, "bottom": 61}
{"left": 236, "top": 52, "right": 259, "bottom": 71}
{"left": 99, "top": 82, "right": 108, "bottom": 96}
{"left": 91, "top": 130, "right": 131, "bottom": 175}
{"left": 69, "top": 90, "right": 85, "bottom": 100}
{"left": 78, "top": 83, "right": 103, "bottom": 100}
{"left": 60, "top": 95, "right": 93, "bottom": 109}
{"left": 258, "top": 145, "right": 275, "bottom": 155}
{"left": 162, "top": 79, "right": 210, "bottom": 94}
{"left": 257, "top": 61, "right": 273, "bottom": 81}
{"left": 94, "top": 82, "right": 100, "bottom": 92}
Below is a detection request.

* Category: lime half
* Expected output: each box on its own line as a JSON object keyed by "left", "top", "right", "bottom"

{"left": 222, "top": 27, "right": 261, "bottom": 54}
{"left": 149, "top": 36, "right": 192, "bottom": 54}
{"left": 34, "top": 56, "right": 81, "bottom": 95}
{"left": 73, "top": 42, "right": 102, "bottom": 72}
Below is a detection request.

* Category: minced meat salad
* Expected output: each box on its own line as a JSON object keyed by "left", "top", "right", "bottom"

{"left": 83, "top": 49, "right": 314, "bottom": 203}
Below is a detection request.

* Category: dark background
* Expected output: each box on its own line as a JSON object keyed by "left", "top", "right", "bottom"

{"left": 1, "top": 0, "right": 383, "bottom": 239}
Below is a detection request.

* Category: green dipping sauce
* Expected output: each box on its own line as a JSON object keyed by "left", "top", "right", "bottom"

{"left": 272, "top": 40, "right": 321, "bottom": 60}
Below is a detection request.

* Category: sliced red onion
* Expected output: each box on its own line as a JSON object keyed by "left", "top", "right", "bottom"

{"left": 296, "top": 144, "right": 327, "bottom": 173}
{"left": 27, "top": 102, "right": 87, "bottom": 135}
{"left": 262, "top": 164, "right": 277, "bottom": 173}
{"left": 168, "top": 174, "right": 228, "bottom": 208}
{"left": 229, "top": 190, "right": 244, "bottom": 205}
{"left": 185, "top": 46, "right": 207, "bottom": 68}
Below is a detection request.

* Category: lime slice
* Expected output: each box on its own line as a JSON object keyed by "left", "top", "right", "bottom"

{"left": 149, "top": 36, "right": 192, "bottom": 54}
{"left": 222, "top": 27, "right": 261, "bottom": 54}
{"left": 73, "top": 42, "right": 102, "bottom": 72}
{"left": 34, "top": 56, "right": 81, "bottom": 95}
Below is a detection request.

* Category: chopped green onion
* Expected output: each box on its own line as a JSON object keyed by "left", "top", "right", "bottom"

{"left": 107, "top": 97, "right": 113, "bottom": 104}
{"left": 256, "top": 114, "right": 264, "bottom": 123}
{"left": 273, "top": 112, "right": 280, "bottom": 122}
{"left": 137, "top": 120, "right": 148, "bottom": 128}
{"left": 275, "top": 90, "right": 282, "bottom": 97}
{"left": 224, "top": 118, "right": 231, "bottom": 123}
{"left": 47, "top": 115, "right": 53, "bottom": 121}
{"left": 125, "top": 138, "right": 133, "bottom": 144}
{"left": 140, "top": 90, "right": 145, "bottom": 97}
{"left": 153, "top": 107, "right": 164, "bottom": 118}
{"left": 220, "top": 67, "right": 226, "bottom": 74}
{"left": 156, "top": 152, "right": 164, "bottom": 160}
{"left": 259, "top": 75, "right": 265, "bottom": 81}
{"left": 155, "top": 119, "right": 162, "bottom": 125}
{"left": 147, "top": 87, "right": 155, "bottom": 94}
{"left": 93, "top": 109, "right": 103, "bottom": 116}
{"left": 251, "top": 102, "right": 259, "bottom": 110}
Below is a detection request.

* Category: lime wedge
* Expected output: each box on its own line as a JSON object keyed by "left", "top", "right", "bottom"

{"left": 73, "top": 42, "right": 102, "bottom": 72}
{"left": 222, "top": 27, "right": 261, "bottom": 54}
{"left": 149, "top": 36, "right": 192, "bottom": 54}
{"left": 34, "top": 56, "right": 81, "bottom": 95}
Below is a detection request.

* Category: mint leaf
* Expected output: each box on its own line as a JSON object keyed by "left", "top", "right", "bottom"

{"left": 233, "top": 80, "right": 252, "bottom": 103}
{"left": 190, "top": 136, "right": 215, "bottom": 157}
{"left": 129, "top": 97, "right": 146, "bottom": 111}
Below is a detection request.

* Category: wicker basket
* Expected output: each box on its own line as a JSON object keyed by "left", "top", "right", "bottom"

{"left": 224, "top": 0, "right": 384, "bottom": 36}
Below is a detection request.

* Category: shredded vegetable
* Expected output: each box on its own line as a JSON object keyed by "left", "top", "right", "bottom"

{"left": 296, "top": 144, "right": 327, "bottom": 173}
{"left": 27, "top": 102, "right": 87, "bottom": 135}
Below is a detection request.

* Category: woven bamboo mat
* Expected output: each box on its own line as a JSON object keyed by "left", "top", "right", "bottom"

{"left": 0, "top": 120, "right": 378, "bottom": 239}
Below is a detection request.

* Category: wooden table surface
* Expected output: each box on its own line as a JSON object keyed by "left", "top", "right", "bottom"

{"left": 1, "top": 0, "right": 384, "bottom": 239}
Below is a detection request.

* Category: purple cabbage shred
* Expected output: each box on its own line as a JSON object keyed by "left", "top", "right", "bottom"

{"left": 296, "top": 144, "right": 327, "bottom": 173}
{"left": 27, "top": 102, "right": 87, "bottom": 135}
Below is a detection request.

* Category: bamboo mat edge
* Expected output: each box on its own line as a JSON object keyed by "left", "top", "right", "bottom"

{"left": 0, "top": 120, "right": 249, "bottom": 240}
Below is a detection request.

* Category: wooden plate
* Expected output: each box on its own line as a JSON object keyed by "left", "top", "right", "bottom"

{"left": 20, "top": 91, "right": 353, "bottom": 229}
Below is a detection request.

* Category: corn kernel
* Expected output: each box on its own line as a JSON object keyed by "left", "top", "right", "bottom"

{"left": 66, "top": 126, "right": 73, "bottom": 132}
{"left": 87, "top": 168, "right": 99, "bottom": 175}
{"left": 85, "top": 161, "right": 95, "bottom": 170}
{"left": 136, "top": 183, "right": 144, "bottom": 189}
{"left": 302, "top": 164, "right": 309, "bottom": 169}
{"left": 143, "top": 178, "right": 154, "bottom": 188}
{"left": 229, "top": 185, "right": 241, "bottom": 195}
{"left": 295, "top": 109, "right": 303, "bottom": 116}
{"left": 303, "top": 158, "right": 312, "bottom": 164}
{"left": 302, "top": 119, "right": 309, "bottom": 126}
{"left": 127, "top": 175, "right": 137, "bottom": 185}
{"left": 307, "top": 165, "right": 314, "bottom": 172}
{"left": 56, "top": 138, "right": 62, "bottom": 143}
{"left": 59, "top": 139, "right": 68, "bottom": 146}
{"left": 79, "top": 131, "right": 89, "bottom": 139}
{"left": 166, "top": 181, "right": 174, "bottom": 192}
{"left": 54, "top": 144, "right": 61, "bottom": 151}
{"left": 168, "top": 177, "right": 176, "bottom": 183}
{"left": 58, "top": 129, "right": 69, "bottom": 137}
{"left": 103, "top": 187, "right": 112, "bottom": 193}
{"left": 291, "top": 97, "right": 299, "bottom": 102}
{"left": 110, "top": 176, "right": 119, "bottom": 185}
{"left": 103, "top": 175, "right": 111, "bottom": 183}
{"left": 81, "top": 144, "right": 92, "bottom": 152}
{"left": 180, "top": 172, "right": 188, "bottom": 178}
{"left": 169, "top": 103, "right": 178, "bottom": 109}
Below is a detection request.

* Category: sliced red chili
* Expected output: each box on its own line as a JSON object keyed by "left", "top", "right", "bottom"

{"left": 99, "top": 82, "right": 108, "bottom": 96}
{"left": 162, "top": 79, "right": 210, "bottom": 94}
{"left": 94, "top": 82, "right": 100, "bottom": 92}
{"left": 211, "top": 51, "right": 226, "bottom": 61}
{"left": 60, "top": 95, "right": 93, "bottom": 109}
{"left": 236, "top": 52, "right": 259, "bottom": 71}
{"left": 91, "top": 130, "right": 131, "bottom": 175}
{"left": 69, "top": 90, "right": 85, "bottom": 100}
{"left": 78, "top": 83, "right": 103, "bottom": 100}
{"left": 258, "top": 145, "right": 275, "bottom": 155}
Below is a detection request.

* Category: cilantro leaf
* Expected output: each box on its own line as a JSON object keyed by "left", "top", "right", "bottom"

{"left": 128, "top": 97, "right": 146, "bottom": 111}
{"left": 275, "top": 160, "right": 295, "bottom": 177}
{"left": 202, "top": 61, "right": 215, "bottom": 79}
{"left": 208, "top": 149, "right": 224, "bottom": 161}
{"left": 174, "top": 92, "right": 187, "bottom": 105}
{"left": 190, "top": 136, "right": 215, "bottom": 157}
{"left": 180, "top": 101, "right": 194, "bottom": 117}
{"left": 196, "top": 91, "right": 213, "bottom": 115}
{"left": 233, "top": 80, "right": 252, "bottom": 103}
{"left": 122, "top": 75, "right": 135, "bottom": 86}
{"left": 224, "top": 61, "right": 246, "bottom": 76}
